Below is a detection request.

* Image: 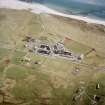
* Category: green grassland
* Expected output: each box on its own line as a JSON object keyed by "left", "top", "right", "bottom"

{"left": 0, "top": 8, "right": 105, "bottom": 105}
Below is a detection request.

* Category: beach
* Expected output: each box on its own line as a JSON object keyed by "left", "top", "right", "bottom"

{"left": 1, "top": 0, "right": 105, "bottom": 26}
{"left": 0, "top": 2, "right": 105, "bottom": 105}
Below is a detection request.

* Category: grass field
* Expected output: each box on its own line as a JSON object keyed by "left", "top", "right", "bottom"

{"left": 0, "top": 8, "right": 105, "bottom": 105}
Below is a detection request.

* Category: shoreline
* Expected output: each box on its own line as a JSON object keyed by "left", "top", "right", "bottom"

{"left": 0, "top": 0, "right": 105, "bottom": 26}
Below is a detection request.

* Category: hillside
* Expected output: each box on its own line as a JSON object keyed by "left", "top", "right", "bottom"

{"left": 0, "top": 8, "right": 105, "bottom": 105}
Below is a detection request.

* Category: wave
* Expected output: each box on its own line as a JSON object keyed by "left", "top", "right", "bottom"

{"left": 1, "top": 0, "right": 105, "bottom": 26}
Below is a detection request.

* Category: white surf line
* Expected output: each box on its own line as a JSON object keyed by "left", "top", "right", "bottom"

{"left": 0, "top": 0, "right": 105, "bottom": 26}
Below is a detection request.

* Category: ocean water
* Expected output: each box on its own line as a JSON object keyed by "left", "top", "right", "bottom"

{"left": 21, "top": 0, "right": 105, "bottom": 20}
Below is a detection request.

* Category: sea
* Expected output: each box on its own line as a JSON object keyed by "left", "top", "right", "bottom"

{"left": 20, "top": 0, "right": 105, "bottom": 21}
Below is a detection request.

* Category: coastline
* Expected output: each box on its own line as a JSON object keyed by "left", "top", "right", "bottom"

{"left": 0, "top": 0, "right": 105, "bottom": 26}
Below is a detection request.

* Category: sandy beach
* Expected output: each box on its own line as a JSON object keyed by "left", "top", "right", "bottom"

{"left": 0, "top": 0, "right": 105, "bottom": 26}
{"left": 0, "top": 1, "right": 105, "bottom": 104}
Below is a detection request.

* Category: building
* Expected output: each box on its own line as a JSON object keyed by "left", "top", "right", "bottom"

{"left": 37, "top": 44, "right": 51, "bottom": 55}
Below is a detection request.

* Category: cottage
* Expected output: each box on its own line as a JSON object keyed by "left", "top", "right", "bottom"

{"left": 60, "top": 51, "right": 72, "bottom": 57}
{"left": 40, "top": 44, "right": 50, "bottom": 50}
{"left": 38, "top": 49, "right": 51, "bottom": 55}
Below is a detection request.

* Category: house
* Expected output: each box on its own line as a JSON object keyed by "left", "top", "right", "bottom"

{"left": 60, "top": 51, "right": 72, "bottom": 57}
{"left": 37, "top": 44, "right": 51, "bottom": 55}
{"left": 37, "top": 49, "right": 51, "bottom": 55}
{"left": 40, "top": 44, "right": 50, "bottom": 50}
{"left": 53, "top": 42, "right": 65, "bottom": 54}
